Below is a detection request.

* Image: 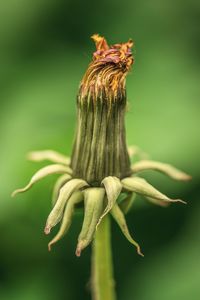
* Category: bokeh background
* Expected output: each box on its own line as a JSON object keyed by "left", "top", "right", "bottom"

{"left": 0, "top": 0, "right": 200, "bottom": 299}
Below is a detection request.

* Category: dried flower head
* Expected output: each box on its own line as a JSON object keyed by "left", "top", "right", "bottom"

{"left": 12, "top": 35, "right": 191, "bottom": 257}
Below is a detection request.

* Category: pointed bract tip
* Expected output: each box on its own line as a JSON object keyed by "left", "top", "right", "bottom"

{"left": 11, "top": 190, "right": 17, "bottom": 197}
{"left": 174, "top": 199, "right": 187, "bottom": 205}
{"left": 75, "top": 247, "right": 82, "bottom": 257}
{"left": 11, "top": 187, "right": 28, "bottom": 197}
{"left": 182, "top": 174, "right": 192, "bottom": 181}
{"left": 44, "top": 225, "right": 51, "bottom": 235}
{"left": 75, "top": 240, "right": 85, "bottom": 257}
{"left": 11, "top": 184, "right": 31, "bottom": 197}
{"left": 137, "top": 246, "right": 144, "bottom": 257}
{"left": 48, "top": 242, "right": 53, "bottom": 252}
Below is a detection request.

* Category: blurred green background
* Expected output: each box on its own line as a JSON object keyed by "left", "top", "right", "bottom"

{"left": 0, "top": 0, "right": 200, "bottom": 299}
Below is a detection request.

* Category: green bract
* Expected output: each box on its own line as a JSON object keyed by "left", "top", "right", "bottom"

{"left": 12, "top": 146, "right": 190, "bottom": 256}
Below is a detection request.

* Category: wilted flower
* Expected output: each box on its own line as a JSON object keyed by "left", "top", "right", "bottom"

{"left": 12, "top": 35, "right": 191, "bottom": 257}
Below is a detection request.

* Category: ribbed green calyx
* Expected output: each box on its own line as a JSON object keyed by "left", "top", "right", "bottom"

{"left": 70, "top": 88, "right": 131, "bottom": 185}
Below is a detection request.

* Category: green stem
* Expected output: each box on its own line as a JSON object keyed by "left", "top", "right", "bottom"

{"left": 91, "top": 215, "right": 116, "bottom": 300}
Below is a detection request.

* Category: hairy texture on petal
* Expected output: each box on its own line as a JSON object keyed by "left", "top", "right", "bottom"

{"left": 119, "top": 192, "right": 136, "bottom": 214}
{"left": 45, "top": 179, "right": 88, "bottom": 234}
{"left": 52, "top": 174, "right": 72, "bottom": 206}
{"left": 12, "top": 164, "right": 72, "bottom": 197}
{"left": 132, "top": 160, "right": 191, "bottom": 181}
{"left": 111, "top": 203, "right": 144, "bottom": 256}
{"left": 76, "top": 188, "right": 105, "bottom": 257}
{"left": 27, "top": 150, "right": 70, "bottom": 165}
{"left": 48, "top": 191, "right": 83, "bottom": 251}
{"left": 121, "top": 177, "right": 186, "bottom": 204}
{"left": 97, "top": 176, "right": 122, "bottom": 227}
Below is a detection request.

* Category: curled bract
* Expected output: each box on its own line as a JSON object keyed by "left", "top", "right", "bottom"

{"left": 97, "top": 176, "right": 122, "bottom": 227}
{"left": 121, "top": 177, "right": 186, "bottom": 204}
{"left": 76, "top": 188, "right": 105, "bottom": 256}
{"left": 44, "top": 178, "right": 89, "bottom": 234}
{"left": 111, "top": 203, "right": 144, "bottom": 257}
{"left": 131, "top": 160, "right": 191, "bottom": 181}
{"left": 27, "top": 150, "right": 70, "bottom": 165}
{"left": 48, "top": 191, "right": 83, "bottom": 251}
{"left": 12, "top": 164, "right": 72, "bottom": 197}
{"left": 12, "top": 147, "right": 190, "bottom": 257}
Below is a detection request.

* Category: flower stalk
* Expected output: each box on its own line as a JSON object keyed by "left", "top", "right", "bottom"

{"left": 92, "top": 215, "right": 116, "bottom": 300}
